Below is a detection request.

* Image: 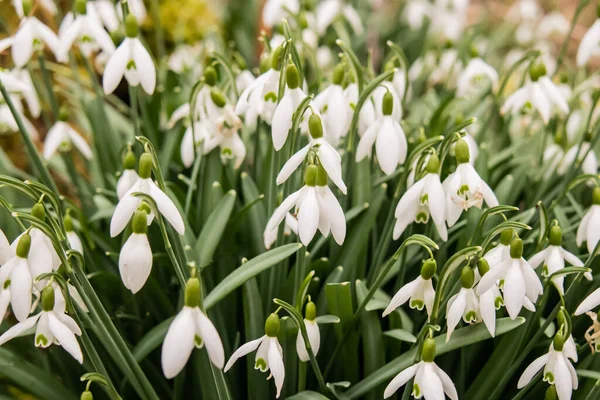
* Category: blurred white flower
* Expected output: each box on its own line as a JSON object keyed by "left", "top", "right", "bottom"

{"left": 576, "top": 187, "right": 600, "bottom": 254}
{"left": 315, "top": 0, "right": 363, "bottom": 36}
{"left": 538, "top": 12, "right": 570, "bottom": 42}
{"left": 577, "top": 18, "right": 600, "bottom": 67}
{"left": 556, "top": 142, "right": 598, "bottom": 176}
{"left": 13, "top": 0, "right": 57, "bottom": 18}
{"left": 43, "top": 118, "right": 93, "bottom": 161}
{"left": 263, "top": 0, "right": 300, "bottom": 28}
{"left": 456, "top": 58, "right": 498, "bottom": 97}
{"left": 12, "top": 15, "right": 60, "bottom": 68}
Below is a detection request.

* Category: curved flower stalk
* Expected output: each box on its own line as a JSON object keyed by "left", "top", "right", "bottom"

{"left": 393, "top": 153, "right": 447, "bottom": 241}
{"left": 356, "top": 91, "right": 407, "bottom": 176}
{"left": 315, "top": 0, "right": 363, "bottom": 36}
{"left": 477, "top": 238, "right": 542, "bottom": 319}
{"left": 225, "top": 313, "right": 285, "bottom": 398}
{"left": 110, "top": 153, "right": 185, "bottom": 237}
{"left": 443, "top": 139, "right": 498, "bottom": 227}
{"left": 528, "top": 225, "right": 590, "bottom": 294}
{"left": 0, "top": 286, "right": 83, "bottom": 363}
{"left": 103, "top": 14, "right": 156, "bottom": 95}
{"left": 295, "top": 301, "right": 320, "bottom": 362}
{"left": 272, "top": 64, "right": 307, "bottom": 150}
{"left": 313, "top": 64, "right": 351, "bottom": 144}
{"left": 577, "top": 6, "right": 600, "bottom": 67}
{"left": 43, "top": 108, "right": 93, "bottom": 160}
{"left": 576, "top": 187, "right": 600, "bottom": 254}
{"left": 384, "top": 337, "right": 458, "bottom": 400}
{"left": 162, "top": 274, "right": 224, "bottom": 378}
{"left": 456, "top": 57, "right": 498, "bottom": 97}
{"left": 117, "top": 150, "right": 140, "bottom": 199}
{"left": 119, "top": 210, "right": 153, "bottom": 294}
{"left": 262, "top": 0, "right": 299, "bottom": 28}
{"left": 383, "top": 259, "right": 436, "bottom": 319}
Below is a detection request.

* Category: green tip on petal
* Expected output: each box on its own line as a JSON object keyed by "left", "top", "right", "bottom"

{"left": 593, "top": 187, "right": 600, "bottom": 205}
{"left": 421, "top": 338, "right": 436, "bottom": 362}
{"left": 420, "top": 259, "right": 437, "bottom": 280}
{"left": 81, "top": 391, "right": 94, "bottom": 400}
{"left": 204, "top": 66, "right": 217, "bottom": 86}
{"left": 308, "top": 114, "right": 323, "bottom": 139}
{"left": 184, "top": 277, "right": 202, "bottom": 308}
{"left": 316, "top": 164, "right": 328, "bottom": 187}
{"left": 131, "top": 210, "right": 148, "bottom": 234}
{"left": 265, "top": 313, "right": 280, "bottom": 337}
{"left": 286, "top": 64, "right": 300, "bottom": 89}
{"left": 75, "top": 0, "right": 87, "bottom": 15}
{"left": 549, "top": 225, "right": 562, "bottom": 246}
{"left": 138, "top": 153, "right": 153, "bottom": 179}
{"left": 125, "top": 14, "right": 139, "bottom": 38}
{"left": 123, "top": 149, "right": 136, "bottom": 170}
{"left": 16, "top": 233, "right": 31, "bottom": 258}
{"left": 460, "top": 266, "right": 475, "bottom": 289}
{"left": 382, "top": 92, "right": 394, "bottom": 116}
{"left": 31, "top": 203, "right": 46, "bottom": 220}
{"left": 58, "top": 107, "right": 69, "bottom": 122}
{"left": 477, "top": 258, "right": 490, "bottom": 276}
{"left": 305, "top": 301, "right": 317, "bottom": 321}
{"left": 305, "top": 165, "right": 318, "bottom": 186}
{"left": 500, "top": 229, "right": 514, "bottom": 246}
{"left": 425, "top": 154, "right": 440, "bottom": 174}
{"left": 41, "top": 286, "right": 55, "bottom": 312}
{"left": 510, "top": 238, "right": 523, "bottom": 259}
{"left": 332, "top": 63, "right": 345, "bottom": 85}
{"left": 454, "top": 139, "right": 470, "bottom": 164}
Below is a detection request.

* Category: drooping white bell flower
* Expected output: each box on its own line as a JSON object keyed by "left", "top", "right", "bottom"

{"left": 236, "top": 69, "right": 255, "bottom": 93}
{"left": 90, "top": 0, "right": 120, "bottom": 32}
{"left": 383, "top": 259, "right": 436, "bottom": 319}
{"left": 272, "top": 64, "right": 307, "bottom": 150}
{"left": 117, "top": 150, "right": 141, "bottom": 199}
{"left": 483, "top": 229, "right": 513, "bottom": 268}
{"left": 313, "top": 64, "right": 351, "bottom": 144}
{"left": 0, "top": 230, "right": 10, "bottom": 265}
{"left": 315, "top": 0, "right": 363, "bottom": 36}
{"left": 179, "top": 120, "right": 213, "bottom": 168}
{"left": 501, "top": 62, "right": 569, "bottom": 125}
{"left": 356, "top": 91, "right": 407, "bottom": 176}
{"left": 477, "top": 238, "right": 543, "bottom": 319}
{"left": 49, "top": 280, "right": 89, "bottom": 314}
{"left": 528, "top": 226, "right": 591, "bottom": 295}
{"left": 517, "top": 332, "right": 578, "bottom": 400}
{"left": 372, "top": 81, "right": 402, "bottom": 121}
{"left": 507, "top": 0, "right": 540, "bottom": 23}
{"left": 11, "top": 7, "right": 61, "bottom": 68}
{"left": 0, "top": 286, "right": 83, "bottom": 363}
{"left": 576, "top": 287, "right": 600, "bottom": 316}
{"left": 13, "top": 0, "right": 57, "bottom": 17}
{"left": 43, "top": 109, "right": 93, "bottom": 160}
{"left": 429, "top": 49, "right": 462, "bottom": 87}
{"left": 225, "top": 313, "right": 285, "bottom": 398}
{"left": 57, "top": 0, "right": 116, "bottom": 62}
{"left": 475, "top": 258, "right": 504, "bottom": 337}
{"left": 456, "top": 57, "right": 498, "bottom": 97}
{"left": 443, "top": 139, "right": 498, "bottom": 227}
{"left": 446, "top": 267, "right": 480, "bottom": 341}
{"left": 296, "top": 301, "right": 320, "bottom": 362}
{"left": 103, "top": 15, "right": 156, "bottom": 95}
{"left": 167, "top": 44, "right": 203, "bottom": 75}
{"left": 162, "top": 275, "right": 225, "bottom": 378}
{"left": 429, "top": 3, "right": 467, "bottom": 44}
{"left": 277, "top": 113, "right": 346, "bottom": 194}
{"left": 63, "top": 214, "right": 83, "bottom": 255}
{"left": 0, "top": 70, "right": 31, "bottom": 95}
{"left": 19, "top": 203, "right": 61, "bottom": 271}
{"left": 577, "top": 9, "right": 600, "bottom": 67}
{"left": 556, "top": 141, "right": 598, "bottom": 176}
{"left": 576, "top": 187, "right": 600, "bottom": 254}
{"left": 264, "top": 213, "right": 298, "bottom": 249}
{"left": 393, "top": 154, "right": 447, "bottom": 241}
{"left": 384, "top": 338, "right": 458, "bottom": 400}
{"left": 403, "top": 0, "right": 431, "bottom": 30}
{"left": 538, "top": 12, "right": 570, "bottom": 42}
{"left": 262, "top": 0, "right": 300, "bottom": 28}
{"left": 119, "top": 210, "right": 153, "bottom": 294}
{"left": 344, "top": 83, "right": 375, "bottom": 137}
{"left": 11, "top": 69, "right": 40, "bottom": 118}
{"left": 543, "top": 141, "right": 565, "bottom": 178}
{"left": 111, "top": 153, "right": 185, "bottom": 237}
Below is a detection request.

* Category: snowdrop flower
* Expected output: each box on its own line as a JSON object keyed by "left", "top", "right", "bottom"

{"left": 313, "top": 65, "right": 351, "bottom": 144}
{"left": 403, "top": 0, "right": 430, "bottom": 30}
{"left": 272, "top": 64, "right": 307, "bottom": 150}
{"left": 446, "top": 267, "right": 480, "bottom": 341}
{"left": 168, "top": 44, "right": 202, "bottom": 75}
{"left": 277, "top": 113, "right": 346, "bottom": 194}
{"left": 372, "top": 81, "right": 402, "bottom": 121}
{"left": 117, "top": 150, "right": 140, "bottom": 199}
{"left": 119, "top": 210, "right": 153, "bottom": 293}
{"left": 0, "top": 94, "right": 38, "bottom": 138}
{"left": 517, "top": 332, "right": 578, "bottom": 400}
{"left": 0, "top": 230, "right": 10, "bottom": 265}
{"left": 0, "top": 286, "right": 83, "bottom": 363}
{"left": 315, "top": 0, "right": 363, "bottom": 36}
{"left": 577, "top": 7, "right": 600, "bottom": 67}
{"left": 0, "top": 70, "right": 31, "bottom": 95}
{"left": 225, "top": 313, "right": 285, "bottom": 398}
{"left": 262, "top": 0, "right": 300, "bottom": 28}
{"left": 576, "top": 288, "right": 600, "bottom": 316}
{"left": 264, "top": 213, "right": 298, "bottom": 249}
{"left": 543, "top": 140, "right": 565, "bottom": 178}
{"left": 483, "top": 229, "right": 513, "bottom": 268}
{"left": 393, "top": 154, "right": 447, "bottom": 241}
{"left": 111, "top": 153, "right": 185, "bottom": 237}
{"left": 11, "top": 69, "right": 40, "bottom": 118}
{"left": 236, "top": 69, "right": 255, "bottom": 93}
{"left": 0, "top": 233, "right": 51, "bottom": 322}
{"left": 11, "top": 1, "right": 61, "bottom": 68}
{"left": 556, "top": 141, "right": 598, "bottom": 176}
{"left": 13, "top": 0, "right": 57, "bottom": 17}
{"left": 43, "top": 108, "right": 93, "bottom": 160}
{"left": 356, "top": 91, "right": 407, "bottom": 176}
{"left": 180, "top": 120, "right": 213, "bottom": 168}
{"left": 429, "top": 49, "right": 462, "bottom": 87}
{"left": 384, "top": 337, "right": 458, "bottom": 399}
{"left": 528, "top": 226, "right": 591, "bottom": 294}
{"left": 501, "top": 62, "right": 569, "bottom": 125}
{"left": 538, "top": 12, "right": 570, "bottom": 42}
{"left": 57, "top": 0, "right": 115, "bottom": 62}
{"left": 344, "top": 83, "right": 375, "bottom": 136}
{"left": 443, "top": 139, "right": 498, "bottom": 227}
{"left": 64, "top": 214, "right": 83, "bottom": 255}
{"left": 477, "top": 238, "right": 543, "bottom": 319}
{"left": 162, "top": 275, "right": 225, "bottom": 378}
{"left": 296, "top": 301, "right": 320, "bottom": 362}
{"left": 26, "top": 203, "right": 61, "bottom": 271}
{"left": 383, "top": 259, "right": 436, "bottom": 319}
{"left": 90, "top": 0, "right": 120, "bottom": 32}
{"left": 507, "top": 0, "right": 540, "bottom": 23}
{"left": 103, "top": 15, "right": 156, "bottom": 95}
{"left": 476, "top": 259, "right": 504, "bottom": 337}
{"left": 576, "top": 187, "right": 600, "bottom": 255}
{"left": 456, "top": 57, "right": 498, "bottom": 97}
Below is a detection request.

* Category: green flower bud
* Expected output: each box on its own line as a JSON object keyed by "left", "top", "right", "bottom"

{"left": 23, "top": 0, "right": 32, "bottom": 15}
{"left": 271, "top": 45, "right": 285, "bottom": 71}
{"left": 138, "top": 153, "right": 153, "bottom": 179}
{"left": 469, "top": 44, "right": 479, "bottom": 58}
{"left": 131, "top": 210, "right": 148, "bottom": 234}
{"left": 184, "top": 277, "right": 202, "bottom": 307}
{"left": 210, "top": 88, "right": 227, "bottom": 108}
{"left": 58, "top": 107, "right": 69, "bottom": 122}
{"left": 510, "top": 238, "right": 523, "bottom": 259}
{"left": 31, "top": 203, "right": 46, "bottom": 220}
{"left": 298, "top": 13, "right": 309, "bottom": 29}
{"left": 593, "top": 187, "right": 600, "bottom": 205}
{"left": 265, "top": 313, "right": 280, "bottom": 337}
{"left": 308, "top": 114, "right": 323, "bottom": 139}
{"left": 500, "top": 229, "right": 513, "bottom": 246}
{"left": 382, "top": 92, "right": 394, "bottom": 116}
{"left": 204, "top": 66, "right": 217, "bottom": 86}
{"left": 75, "top": 0, "right": 87, "bottom": 15}
{"left": 421, "top": 338, "right": 436, "bottom": 362}
{"left": 420, "top": 259, "right": 437, "bottom": 280}
{"left": 125, "top": 14, "right": 139, "bottom": 38}
{"left": 460, "top": 266, "right": 475, "bottom": 289}
{"left": 332, "top": 63, "right": 345, "bottom": 86}
{"left": 316, "top": 164, "right": 328, "bottom": 187}
{"left": 545, "top": 386, "right": 558, "bottom": 400}
{"left": 305, "top": 301, "right": 317, "bottom": 321}
{"left": 425, "top": 154, "right": 440, "bottom": 174}
{"left": 123, "top": 149, "right": 136, "bottom": 170}
{"left": 64, "top": 214, "right": 74, "bottom": 232}
{"left": 81, "top": 391, "right": 93, "bottom": 400}
{"left": 478, "top": 258, "right": 490, "bottom": 276}
{"left": 454, "top": 139, "right": 470, "bottom": 164}
{"left": 16, "top": 233, "right": 31, "bottom": 258}
{"left": 553, "top": 332, "right": 565, "bottom": 351}
{"left": 549, "top": 225, "right": 562, "bottom": 246}
{"left": 286, "top": 64, "right": 300, "bottom": 89}
{"left": 41, "top": 286, "right": 55, "bottom": 312}
{"left": 529, "top": 62, "right": 547, "bottom": 82}
{"left": 305, "top": 165, "right": 317, "bottom": 186}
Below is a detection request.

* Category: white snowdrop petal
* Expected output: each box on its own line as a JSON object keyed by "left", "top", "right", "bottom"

{"left": 148, "top": 181, "right": 185, "bottom": 235}
{"left": 161, "top": 307, "right": 196, "bottom": 379}
{"left": 119, "top": 233, "right": 153, "bottom": 294}
{"left": 0, "top": 313, "right": 40, "bottom": 345}
{"left": 195, "top": 309, "right": 225, "bottom": 369}
{"left": 383, "top": 364, "right": 418, "bottom": 398}
{"left": 575, "top": 287, "right": 600, "bottom": 315}
{"left": 103, "top": 39, "right": 130, "bottom": 94}
{"left": 297, "top": 188, "right": 320, "bottom": 246}
{"left": 10, "top": 260, "right": 33, "bottom": 322}
{"left": 267, "top": 338, "right": 285, "bottom": 398}
{"left": 224, "top": 336, "right": 265, "bottom": 372}
{"left": 48, "top": 312, "right": 83, "bottom": 363}
{"left": 517, "top": 353, "right": 550, "bottom": 388}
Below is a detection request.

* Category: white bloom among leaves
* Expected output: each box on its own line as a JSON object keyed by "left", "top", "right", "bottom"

{"left": 446, "top": 267, "right": 480, "bottom": 341}
{"left": 576, "top": 187, "right": 600, "bottom": 254}
{"left": 12, "top": 1, "right": 61, "bottom": 68}
{"left": 225, "top": 313, "right": 285, "bottom": 398}
{"left": 43, "top": 108, "right": 93, "bottom": 160}
{"left": 456, "top": 56, "right": 498, "bottom": 97}
{"left": 295, "top": 301, "right": 320, "bottom": 362}
{"left": 475, "top": 258, "right": 504, "bottom": 337}
{"left": 64, "top": 214, "right": 83, "bottom": 255}
{"left": 314, "top": 64, "right": 351, "bottom": 144}
{"left": 262, "top": 0, "right": 299, "bottom": 28}
{"left": 162, "top": 274, "right": 225, "bottom": 378}
{"left": 103, "top": 15, "right": 156, "bottom": 95}
{"left": 383, "top": 259, "right": 436, "bottom": 319}
{"left": 117, "top": 150, "right": 141, "bottom": 199}
{"left": 384, "top": 337, "right": 458, "bottom": 400}
{"left": 272, "top": 64, "right": 307, "bottom": 150}
{"left": 483, "top": 229, "right": 513, "bottom": 268}
{"left": 119, "top": 210, "right": 153, "bottom": 294}
{"left": 577, "top": 6, "right": 600, "bottom": 67}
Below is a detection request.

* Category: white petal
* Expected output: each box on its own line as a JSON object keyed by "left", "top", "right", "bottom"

{"left": 553, "top": 354, "right": 573, "bottom": 400}
{"left": 133, "top": 39, "right": 156, "bottom": 95}
{"left": 10, "top": 259, "right": 32, "bottom": 322}
{"left": 575, "top": 287, "right": 600, "bottom": 315}
{"left": 265, "top": 188, "right": 303, "bottom": 232}
{"left": 43, "top": 122, "right": 68, "bottom": 160}
{"left": 446, "top": 290, "right": 466, "bottom": 341}
{"left": 103, "top": 39, "right": 130, "bottom": 94}
{"left": 356, "top": 119, "right": 379, "bottom": 161}
{"left": 434, "top": 363, "right": 459, "bottom": 400}
{"left": 503, "top": 262, "right": 525, "bottom": 319}
{"left": 420, "top": 363, "right": 445, "bottom": 400}
{"left": 476, "top": 260, "right": 506, "bottom": 295}
{"left": 479, "top": 289, "right": 497, "bottom": 337}
{"left": 528, "top": 248, "right": 549, "bottom": 269}
{"left": 161, "top": 307, "right": 196, "bottom": 378}
{"left": 224, "top": 336, "right": 265, "bottom": 372}
{"left": 517, "top": 353, "right": 550, "bottom": 388}
{"left": 392, "top": 178, "right": 426, "bottom": 240}
{"left": 277, "top": 144, "right": 310, "bottom": 185}
{"left": 0, "top": 230, "right": 12, "bottom": 265}
{"left": 148, "top": 181, "right": 185, "bottom": 235}
{"left": 382, "top": 278, "right": 420, "bottom": 317}
{"left": 318, "top": 143, "right": 346, "bottom": 194}
{"left": 383, "top": 364, "right": 419, "bottom": 398}
{"left": 271, "top": 91, "right": 294, "bottom": 151}
{"left": 67, "top": 128, "right": 93, "bottom": 160}
{"left": 110, "top": 182, "right": 142, "bottom": 237}
{"left": 119, "top": 233, "right": 153, "bottom": 294}
{"left": 48, "top": 312, "right": 83, "bottom": 363}
{"left": 268, "top": 338, "right": 285, "bottom": 398}
{"left": 320, "top": 187, "right": 345, "bottom": 245}
{"left": 426, "top": 174, "right": 447, "bottom": 241}
{"left": 12, "top": 21, "right": 34, "bottom": 68}
{"left": 297, "top": 188, "right": 320, "bottom": 246}
{"left": 195, "top": 309, "right": 225, "bottom": 369}
{"left": 376, "top": 117, "right": 401, "bottom": 175}
{"left": 0, "top": 313, "right": 40, "bottom": 345}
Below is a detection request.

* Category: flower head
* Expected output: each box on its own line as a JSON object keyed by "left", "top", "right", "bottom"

{"left": 295, "top": 301, "right": 320, "bottom": 362}
{"left": 383, "top": 259, "right": 436, "bottom": 319}
{"left": 43, "top": 108, "right": 93, "bottom": 160}
{"left": 576, "top": 187, "right": 600, "bottom": 254}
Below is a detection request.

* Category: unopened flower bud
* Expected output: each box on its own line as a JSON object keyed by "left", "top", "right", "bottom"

{"left": 469, "top": 44, "right": 479, "bottom": 58}
{"left": 265, "top": 313, "right": 280, "bottom": 337}
{"left": 454, "top": 139, "right": 470, "bottom": 164}
{"left": 460, "top": 266, "right": 474, "bottom": 289}
{"left": 31, "top": 203, "right": 46, "bottom": 220}
{"left": 204, "top": 66, "right": 217, "bottom": 86}
{"left": 131, "top": 210, "right": 148, "bottom": 234}
{"left": 125, "top": 14, "right": 139, "bottom": 38}
{"left": 184, "top": 277, "right": 202, "bottom": 308}
{"left": 305, "top": 165, "right": 317, "bottom": 186}
{"left": 305, "top": 301, "right": 317, "bottom": 321}
{"left": 549, "top": 225, "right": 562, "bottom": 246}
{"left": 420, "top": 259, "right": 437, "bottom": 280}
{"left": 16, "top": 233, "right": 31, "bottom": 258}
{"left": 529, "top": 62, "right": 547, "bottom": 82}
{"left": 138, "top": 153, "right": 153, "bottom": 179}
{"left": 81, "top": 391, "right": 93, "bottom": 400}
{"left": 500, "top": 229, "right": 513, "bottom": 245}
{"left": 41, "top": 286, "right": 55, "bottom": 312}
{"left": 64, "top": 214, "right": 74, "bottom": 232}
{"left": 308, "top": 114, "right": 323, "bottom": 139}
{"left": 425, "top": 154, "right": 440, "bottom": 174}
{"left": 510, "top": 238, "right": 523, "bottom": 259}
{"left": 421, "top": 338, "right": 436, "bottom": 362}
{"left": 286, "top": 64, "right": 300, "bottom": 89}
{"left": 382, "top": 92, "right": 394, "bottom": 116}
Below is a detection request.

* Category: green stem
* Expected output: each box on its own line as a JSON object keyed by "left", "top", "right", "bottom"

{"left": 555, "top": 0, "right": 590, "bottom": 74}
{"left": 129, "top": 85, "right": 141, "bottom": 138}
{"left": 37, "top": 53, "right": 59, "bottom": 119}
{"left": 293, "top": 246, "right": 306, "bottom": 302}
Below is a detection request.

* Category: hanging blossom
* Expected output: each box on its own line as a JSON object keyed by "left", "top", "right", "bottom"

{"left": 265, "top": 163, "right": 346, "bottom": 246}
{"left": 315, "top": 0, "right": 363, "bottom": 36}
{"left": 110, "top": 153, "right": 185, "bottom": 237}
{"left": 271, "top": 63, "right": 307, "bottom": 150}
{"left": 517, "top": 331, "right": 578, "bottom": 400}
{"left": 393, "top": 153, "right": 447, "bottom": 241}
{"left": 119, "top": 209, "right": 153, "bottom": 294}
{"left": 264, "top": 213, "right": 298, "bottom": 250}
{"left": 162, "top": 274, "right": 224, "bottom": 378}
{"left": 456, "top": 55, "right": 498, "bottom": 97}
{"left": 262, "top": 0, "right": 300, "bottom": 28}
{"left": 57, "top": 0, "right": 115, "bottom": 62}
{"left": 116, "top": 150, "right": 141, "bottom": 199}
{"left": 475, "top": 258, "right": 504, "bottom": 337}
{"left": 103, "top": 14, "right": 156, "bottom": 95}
{"left": 296, "top": 300, "right": 320, "bottom": 362}
{"left": 477, "top": 238, "right": 543, "bottom": 319}
{"left": 383, "top": 259, "right": 436, "bottom": 319}
{"left": 483, "top": 229, "right": 513, "bottom": 268}
{"left": 0, "top": 286, "right": 83, "bottom": 363}
{"left": 446, "top": 267, "right": 480, "bottom": 341}
{"left": 384, "top": 337, "right": 458, "bottom": 400}
{"left": 577, "top": 6, "right": 600, "bottom": 67}
{"left": 556, "top": 140, "right": 598, "bottom": 177}
{"left": 15, "top": 203, "right": 61, "bottom": 271}
{"left": 356, "top": 91, "right": 407, "bottom": 176}
{"left": 537, "top": 12, "right": 570, "bottom": 43}
{"left": 443, "top": 138, "right": 498, "bottom": 227}
{"left": 43, "top": 108, "right": 93, "bottom": 161}
{"left": 576, "top": 187, "right": 600, "bottom": 254}
{"left": 89, "top": 0, "right": 120, "bottom": 32}
{"left": 225, "top": 313, "right": 285, "bottom": 398}
{"left": 501, "top": 62, "right": 569, "bottom": 125}
{"left": 528, "top": 225, "right": 591, "bottom": 295}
